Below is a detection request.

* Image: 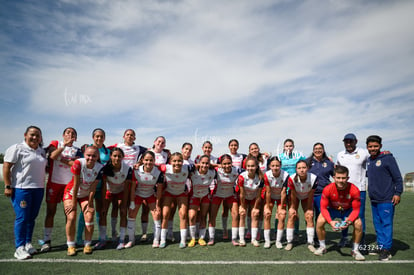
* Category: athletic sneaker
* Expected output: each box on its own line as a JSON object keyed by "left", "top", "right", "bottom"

{"left": 379, "top": 249, "right": 392, "bottom": 261}
{"left": 275, "top": 241, "right": 283, "bottom": 249}
{"left": 67, "top": 246, "right": 77, "bottom": 256}
{"left": 232, "top": 240, "right": 239, "bottom": 246}
{"left": 125, "top": 241, "right": 134, "bottom": 249}
{"left": 40, "top": 240, "right": 51, "bottom": 252}
{"left": 167, "top": 235, "right": 175, "bottom": 243}
{"left": 339, "top": 237, "right": 350, "bottom": 247}
{"left": 116, "top": 243, "right": 125, "bottom": 250}
{"left": 256, "top": 231, "right": 261, "bottom": 241}
{"left": 140, "top": 233, "right": 148, "bottom": 242}
{"left": 188, "top": 238, "right": 196, "bottom": 247}
{"left": 83, "top": 245, "right": 93, "bottom": 254}
{"left": 264, "top": 242, "right": 271, "bottom": 249}
{"left": 94, "top": 241, "right": 106, "bottom": 250}
{"left": 314, "top": 247, "right": 327, "bottom": 256}
{"left": 222, "top": 230, "right": 229, "bottom": 240}
{"left": 251, "top": 239, "right": 260, "bottom": 247}
{"left": 207, "top": 239, "right": 215, "bottom": 246}
{"left": 307, "top": 244, "right": 316, "bottom": 253}
{"left": 239, "top": 240, "right": 246, "bottom": 247}
{"left": 179, "top": 242, "right": 186, "bottom": 249}
{"left": 245, "top": 231, "right": 251, "bottom": 239}
{"left": 25, "top": 243, "right": 37, "bottom": 255}
{"left": 159, "top": 242, "right": 167, "bottom": 249}
{"left": 152, "top": 240, "right": 159, "bottom": 248}
{"left": 198, "top": 238, "right": 207, "bottom": 246}
{"left": 14, "top": 246, "right": 31, "bottom": 260}
{"left": 352, "top": 250, "right": 365, "bottom": 261}
{"left": 284, "top": 243, "right": 293, "bottom": 251}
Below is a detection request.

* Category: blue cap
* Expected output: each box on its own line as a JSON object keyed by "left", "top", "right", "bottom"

{"left": 343, "top": 133, "right": 357, "bottom": 141}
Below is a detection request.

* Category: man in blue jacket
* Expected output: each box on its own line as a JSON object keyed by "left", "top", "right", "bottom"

{"left": 366, "top": 135, "right": 403, "bottom": 261}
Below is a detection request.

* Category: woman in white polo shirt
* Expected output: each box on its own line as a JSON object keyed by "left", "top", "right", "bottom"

{"left": 3, "top": 126, "right": 47, "bottom": 260}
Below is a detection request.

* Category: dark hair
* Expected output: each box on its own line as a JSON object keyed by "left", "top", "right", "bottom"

{"left": 366, "top": 135, "right": 382, "bottom": 145}
{"left": 228, "top": 139, "right": 239, "bottom": 146}
{"left": 103, "top": 148, "right": 125, "bottom": 177}
{"left": 267, "top": 156, "right": 282, "bottom": 170}
{"left": 249, "top": 142, "right": 264, "bottom": 163}
{"left": 92, "top": 128, "right": 106, "bottom": 138}
{"left": 197, "top": 154, "right": 211, "bottom": 168}
{"left": 244, "top": 155, "right": 264, "bottom": 181}
{"left": 296, "top": 159, "right": 308, "bottom": 169}
{"left": 25, "top": 125, "right": 43, "bottom": 147}
{"left": 152, "top": 136, "right": 166, "bottom": 149}
{"left": 170, "top": 152, "right": 183, "bottom": 161}
{"left": 334, "top": 165, "right": 349, "bottom": 176}
{"left": 182, "top": 142, "right": 193, "bottom": 149}
{"left": 219, "top": 154, "right": 232, "bottom": 163}
{"left": 124, "top": 129, "right": 136, "bottom": 136}
{"left": 63, "top": 127, "right": 77, "bottom": 137}
{"left": 307, "top": 142, "right": 328, "bottom": 166}
{"left": 202, "top": 141, "right": 213, "bottom": 147}
{"left": 294, "top": 160, "right": 308, "bottom": 182}
{"left": 283, "top": 138, "right": 294, "bottom": 146}
{"left": 142, "top": 150, "right": 155, "bottom": 159}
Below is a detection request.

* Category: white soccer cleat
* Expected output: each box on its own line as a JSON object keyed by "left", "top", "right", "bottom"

{"left": 352, "top": 250, "right": 365, "bottom": 261}
{"left": 284, "top": 243, "right": 293, "bottom": 251}
{"left": 314, "top": 246, "right": 327, "bottom": 256}
{"left": 275, "top": 241, "right": 283, "bottom": 249}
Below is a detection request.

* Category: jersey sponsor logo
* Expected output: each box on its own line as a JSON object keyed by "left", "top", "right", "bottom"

{"left": 376, "top": 160, "right": 382, "bottom": 167}
{"left": 20, "top": 200, "right": 27, "bottom": 208}
{"left": 322, "top": 162, "right": 327, "bottom": 168}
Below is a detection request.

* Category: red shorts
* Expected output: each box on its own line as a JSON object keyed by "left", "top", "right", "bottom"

{"left": 211, "top": 194, "right": 238, "bottom": 205}
{"left": 189, "top": 195, "right": 210, "bottom": 207}
{"left": 134, "top": 195, "right": 157, "bottom": 205}
{"left": 63, "top": 190, "right": 89, "bottom": 204}
{"left": 46, "top": 182, "right": 66, "bottom": 203}
{"left": 105, "top": 190, "right": 124, "bottom": 200}
{"left": 164, "top": 191, "right": 187, "bottom": 198}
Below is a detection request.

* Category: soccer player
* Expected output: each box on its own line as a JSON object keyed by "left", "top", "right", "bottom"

{"left": 159, "top": 152, "right": 192, "bottom": 248}
{"left": 306, "top": 143, "right": 334, "bottom": 227}
{"left": 127, "top": 151, "right": 164, "bottom": 248}
{"left": 100, "top": 148, "right": 132, "bottom": 250}
{"left": 208, "top": 154, "right": 241, "bottom": 246}
{"left": 336, "top": 133, "right": 369, "bottom": 246}
{"left": 77, "top": 128, "right": 111, "bottom": 247}
{"left": 263, "top": 156, "right": 290, "bottom": 249}
{"left": 366, "top": 135, "right": 403, "bottom": 261}
{"left": 237, "top": 156, "right": 264, "bottom": 247}
{"left": 63, "top": 146, "right": 104, "bottom": 256}
{"left": 286, "top": 160, "right": 317, "bottom": 252}
{"left": 109, "top": 129, "right": 147, "bottom": 242}
{"left": 3, "top": 126, "right": 47, "bottom": 260}
{"left": 278, "top": 139, "right": 306, "bottom": 236}
{"left": 188, "top": 155, "right": 216, "bottom": 247}
{"left": 40, "top": 127, "right": 82, "bottom": 252}
{"left": 245, "top": 142, "right": 269, "bottom": 171}
{"left": 314, "top": 165, "right": 365, "bottom": 261}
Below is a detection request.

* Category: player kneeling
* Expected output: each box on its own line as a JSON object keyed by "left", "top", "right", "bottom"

{"left": 314, "top": 165, "right": 365, "bottom": 261}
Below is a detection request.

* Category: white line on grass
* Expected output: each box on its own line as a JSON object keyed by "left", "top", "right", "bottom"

{"left": 0, "top": 259, "right": 414, "bottom": 264}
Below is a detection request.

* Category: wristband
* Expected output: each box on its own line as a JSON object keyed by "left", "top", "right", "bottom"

{"left": 5, "top": 185, "right": 11, "bottom": 190}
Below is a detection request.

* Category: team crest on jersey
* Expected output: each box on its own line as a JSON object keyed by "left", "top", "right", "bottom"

{"left": 322, "top": 162, "right": 327, "bottom": 168}
{"left": 376, "top": 160, "right": 382, "bottom": 167}
{"left": 355, "top": 154, "right": 360, "bottom": 159}
{"left": 20, "top": 200, "right": 27, "bottom": 208}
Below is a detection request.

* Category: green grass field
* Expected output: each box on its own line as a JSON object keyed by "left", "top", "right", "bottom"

{"left": 1, "top": 187, "right": 413, "bottom": 274}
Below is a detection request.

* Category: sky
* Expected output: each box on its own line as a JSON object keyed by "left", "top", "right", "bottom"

{"left": 1, "top": 0, "right": 413, "bottom": 176}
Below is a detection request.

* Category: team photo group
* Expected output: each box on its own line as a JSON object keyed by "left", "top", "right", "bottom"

{"left": 3, "top": 126, "right": 403, "bottom": 262}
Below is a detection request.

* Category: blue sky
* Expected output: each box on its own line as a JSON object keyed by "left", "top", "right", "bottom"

{"left": 1, "top": 0, "right": 413, "bottom": 176}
